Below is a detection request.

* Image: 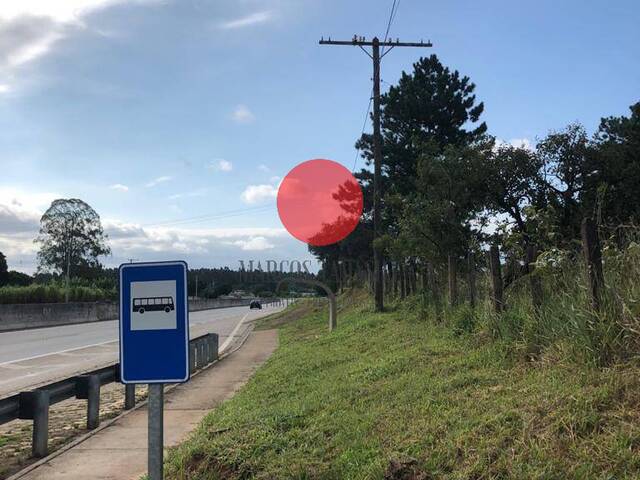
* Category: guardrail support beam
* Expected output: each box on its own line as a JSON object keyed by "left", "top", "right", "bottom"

{"left": 189, "top": 344, "right": 196, "bottom": 374}
{"left": 210, "top": 333, "right": 219, "bottom": 361}
{"left": 124, "top": 384, "right": 136, "bottom": 410}
{"left": 198, "top": 340, "right": 206, "bottom": 367}
{"left": 76, "top": 374, "right": 100, "bottom": 429}
{"left": 18, "top": 390, "right": 50, "bottom": 458}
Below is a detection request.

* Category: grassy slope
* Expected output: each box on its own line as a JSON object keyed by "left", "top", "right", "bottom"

{"left": 165, "top": 295, "right": 640, "bottom": 479}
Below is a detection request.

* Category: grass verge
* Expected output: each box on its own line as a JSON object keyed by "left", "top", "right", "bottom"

{"left": 164, "top": 293, "right": 640, "bottom": 479}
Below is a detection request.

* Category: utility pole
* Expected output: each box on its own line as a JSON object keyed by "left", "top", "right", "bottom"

{"left": 319, "top": 35, "right": 433, "bottom": 312}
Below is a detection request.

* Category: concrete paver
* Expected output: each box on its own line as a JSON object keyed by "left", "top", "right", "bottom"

{"left": 17, "top": 329, "right": 279, "bottom": 480}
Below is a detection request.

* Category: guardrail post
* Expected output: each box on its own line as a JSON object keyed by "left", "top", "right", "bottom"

{"left": 124, "top": 384, "right": 136, "bottom": 410}
{"left": 203, "top": 337, "right": 211, "bottom": 364}
{"left": 197, "top": 340, "right": 205, "bottom": 368}
{"left": 19, "top": 390, "right": 50, "bottom": 458}
{"left": 210, "top": 333, "right": 219, "bottom": 361}
{"left": 204, "top": 335, "right": 212, "bottom": 363}
{"left": 76, "top": 374, "right": 100, "bottom": 429}
{"left": 189, "top": 343, "right": 196, "bottom": 374}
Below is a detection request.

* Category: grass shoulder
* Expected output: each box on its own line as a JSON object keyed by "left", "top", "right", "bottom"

{"left": 165, "top": 293, "right": 640, "bottom": 479}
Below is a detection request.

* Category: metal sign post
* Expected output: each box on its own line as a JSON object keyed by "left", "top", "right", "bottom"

{"left": 148, "top": 384, "right": 164, "bottom": 480}
{"left": 119, "top": 261, "right": 190, "bottom": 480}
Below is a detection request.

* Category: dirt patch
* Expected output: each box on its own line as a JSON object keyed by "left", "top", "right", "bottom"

{"left": 384, "top": 458, "right": 431, "bottom": 480}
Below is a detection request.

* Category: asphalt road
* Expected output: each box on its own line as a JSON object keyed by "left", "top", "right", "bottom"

{"left": 0, "top": 304, "right": 282, "bottom": 397}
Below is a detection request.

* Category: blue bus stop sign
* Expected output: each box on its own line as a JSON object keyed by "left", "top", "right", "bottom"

{"left": 119, "top": 261, "right": 190, "bottom": 384}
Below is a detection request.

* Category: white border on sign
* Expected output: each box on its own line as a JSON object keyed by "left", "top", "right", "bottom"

{"left": 118, "top": 260, "right": 190, "bottom": 384}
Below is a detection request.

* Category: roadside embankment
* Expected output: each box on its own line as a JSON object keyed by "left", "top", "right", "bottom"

{"left": 164, "top": 293, "right": 640, "bottom": 479}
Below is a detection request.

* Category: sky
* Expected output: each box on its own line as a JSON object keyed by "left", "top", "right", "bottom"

{"left": 0, "top": 0, "right": 639, "bottom": 274}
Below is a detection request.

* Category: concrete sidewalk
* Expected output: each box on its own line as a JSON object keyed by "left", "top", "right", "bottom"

{"left": 16, "top": 329, "right": 279, "bottom": 480}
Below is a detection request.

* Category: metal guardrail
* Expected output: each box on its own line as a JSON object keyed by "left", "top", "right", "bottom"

{"left": 0, "top": 333, "right": 218, "bottom": 458}
{"left": 0, "top": 297, "right": 287, "bottom": 459}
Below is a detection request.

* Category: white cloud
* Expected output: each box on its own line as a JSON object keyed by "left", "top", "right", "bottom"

{"left": 207, "top": 159, "right": 233, "bottom": 172}
{"left": 0, "top": 193, "right": 304, "bottom": 272}
{"left": 0, "top": 84, "right": 10, "bottom": 93}
{"left": 109, "top": 183, "right": 129, "bottom": 192}
{"left": 240, "top": 184, "right": 278, "bottom": 204}
{"left": 218, "top": 159, "right": 233, "bottom": 171}
{"left": 0, "top": 0, "right": 161, "bottom": 88}
{"left": 258, "top": 164, "right": 269, "bottom": 172}
{"left": 509, "top": 138, "right": 533, "bottom": 150}
{"left": 145, "top": 175, "right": 172, "bottom": 188}
{"left": 0, "top": 2, "right": 146, "bottom": 23}
{"left": 233, "top": 236, "right": 274, "bottom": 251}
{"left": 104, "top": 221, "right": 284, "bottom": 257}
{"left": 494, "top": 137, "right": 534, "bottom": 151}
{"left": 168, "top": 188, "right": 207, "bottom": 200}
{"left": 0, "top": 187, "right": 58, "bottom": 213}
{"left": 269, "top": 175, "right": 280, "bottom": 183}
{"left": 0, "top": 203, "right": 40, "bottom": 235}
{"left": 231, "top": 104, "right": 255, "bottom": 124}
{"left": 219, "top": 11, "right": 273, "bottom": 30}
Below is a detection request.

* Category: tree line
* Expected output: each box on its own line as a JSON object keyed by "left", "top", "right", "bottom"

{"left": 1, "top": 198, "right": 315, "bottom": 302}
{"left": 312, "top": 54, "right": 639, "bottom": 291}
{"left": 309, "top": 54, "right": 640, "bottom": 364}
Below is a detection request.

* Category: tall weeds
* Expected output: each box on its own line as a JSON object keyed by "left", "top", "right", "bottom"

{"left": 0, "top": 282, "right": 116, "bottom": 304}
{"left": 411, "top": 239, "right": 640, "bottom": 365}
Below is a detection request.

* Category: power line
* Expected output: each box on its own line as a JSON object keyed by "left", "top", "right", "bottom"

{"left": 351, "top": 0, "right": 401, "bottom": 173}
{"left": 352, "top": 91, "right": 373, "bottom": 172}
{"left": 380, "top": 0, "right": 400, "bottom": 57}
{"left": 142, "top": 204, "right": 275, "bottom": 228}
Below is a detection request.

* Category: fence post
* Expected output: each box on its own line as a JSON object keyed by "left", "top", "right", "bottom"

{"left": 124, "top": 384, "right": 136, "bottom": 410}
{"left": 76, "top": 374, "right": 100, "bottom": 429}
{"left": 467, "top": 252, "right": 476, "bottom": 309}
{"left": 448, "top": 255, "right": 457, "bottom": 307}
{"left": 410, "top": 261, "right": 417, "bottom": 294}
{"left": 581, "top": 217, "right": 605, "bottom": 311}
{"left": 427, "top": 262, "right": 442, "bottom": 321}
{"left": 526, "top": 244, "right": 543, "bottom": 312}
{"left": 19, "top": 390, "right": 50, "bottom": 458}
{"left": 488, "top": 245, "right": 504, "bottom": 313}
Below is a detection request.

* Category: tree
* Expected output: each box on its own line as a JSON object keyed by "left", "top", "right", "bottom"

{"left": 587, "top": 101, "right": 640, "bottom": 224}
{"left": 398, "top": 140, "right": 489, "bottom": 262}
{"left": 35, "top": 199, "right": 111, "bottom": 288}
{"left": 309, "top": 55, "right": 488, "bottom": 281}
{"left": 7, "top": 270, "right": 32, "bottom": 286}
{"left": 481, "top": 143, "right": 545, "bottom": 242}
{"left": 536, "top": 123, "right": 592, "bottom": 243}
{"left": 0, "top": 251, "right": 8, "bottom": 287}
{"left": 356, "top": 54, "right": 487, "bottom": 198}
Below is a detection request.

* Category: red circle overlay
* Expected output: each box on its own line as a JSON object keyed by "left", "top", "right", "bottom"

{"left": 277, "top": 159, "right": 363, "bottom": 246}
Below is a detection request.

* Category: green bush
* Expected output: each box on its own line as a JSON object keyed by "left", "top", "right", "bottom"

{"left": 0, "top": 281, "right": 116, "bottom": 304}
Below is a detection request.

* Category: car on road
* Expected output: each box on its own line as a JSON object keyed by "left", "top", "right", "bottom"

{"left": 249, "top": 300, "right": 262, "bottom": 310}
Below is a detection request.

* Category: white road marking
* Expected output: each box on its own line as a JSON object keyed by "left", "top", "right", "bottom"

{"left": 0, "top": 306, "right": 273, "bottom": 369}
{"left": 219, "top": 311, "right": 251, "bottom": 353}
{"left": 0, "top": 340, "right": 116, "bottom": 367}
